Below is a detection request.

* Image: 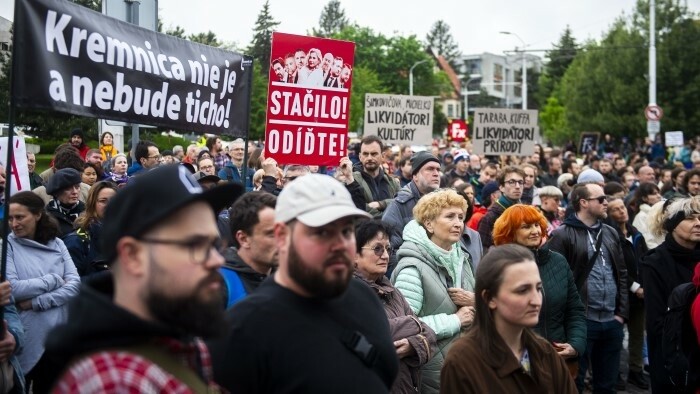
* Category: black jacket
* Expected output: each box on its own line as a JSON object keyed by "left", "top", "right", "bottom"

{"left": 640, "top": 235, "right": 700, "bottom": 393}
{"left": 221, "top": 248, "right": 271, "bottom": 298}
{"left": 42, "top": 273, "right": 206, "bottom": 388}
{"left": 545, "top": 215, "right": 629, "bottom": 320}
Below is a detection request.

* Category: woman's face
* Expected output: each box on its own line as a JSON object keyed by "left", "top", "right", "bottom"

{"left": 643, "top": 189, "right": 662, "bottom": 206}
{"left": 57, "top": 184, "right": 81, "bottom": 206}
{"left": 355, "top": 232, "right": 390, "bottom": 280}
{"left": 102, "top": 133, "right": 113, "bottom": 145}
{"left": 113, "top": 156, "right": 127, "bottom": 175}
{"left": 488, "top": 260, "right": 542, "bottom": 330}
{"left": 9, "top": 203, "right": 40, "bottom": 240}
{"left": 95, "top": 187, "right": 116, "bottom": 219}
{"left": 425, "top": 206, "right": 464, "bottom": 248}
{"left": 523, "top": 167, "right": 535, "bottom": 188}
{"left": 463, "top": 185, "right": 475, "bottom": 204}
{"left": 82, "top": 166, "right": 97, "bottom": 186}
{"left": 514, "top": 222, "right": 542, "bottom": 248}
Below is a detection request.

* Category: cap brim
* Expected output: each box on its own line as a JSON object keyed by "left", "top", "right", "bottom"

{"left": 194, "top": 182, "right": 245, "bottom": 215}
{"left": 296, "top": 204, "right": 371, "bottom": 227}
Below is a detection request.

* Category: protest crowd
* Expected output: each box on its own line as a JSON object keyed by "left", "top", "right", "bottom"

{"left": 2, "top": 1, "right": 700, "bottom": 392}
{"left": 0, "top": 129, "right": 698, "bottom": 394}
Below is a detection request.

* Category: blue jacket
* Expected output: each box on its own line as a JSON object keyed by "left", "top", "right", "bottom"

{"left": 217, "top": 163, "right": 254, "bottom": 191}
{"left": 126, "top": 162, "right": 145, "bottom": 176}
{"left": 5, "top": 301, "right": 26, "bottom": 393}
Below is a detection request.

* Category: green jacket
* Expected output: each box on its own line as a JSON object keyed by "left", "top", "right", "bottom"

{"left": 353, "top": 170, "right": 400, "bottom": 218}
{"left": 532, "top": 246, "right": 587, "bottom": 356}
{"left": 391, "top": 220, "right": 475, "bottom": 394}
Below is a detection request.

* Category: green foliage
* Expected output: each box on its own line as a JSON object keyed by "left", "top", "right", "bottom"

{"left": 558, "top": 22, "right": 647, "bottom": 139}
{"left": 347, "top": 66, "right": 387, "bottom": 132}
{"left": 425, "top": 20, "right": 462, "bottom": 71}
{"left": 247, "top": 1, "right": 280, "bottom": 76}
{"left": 540, "top": 97, "right": 573, "bottom": 145}
{"left": 537, "top": 26, "right": 578, "bottom": 106}
{"left": 247, "top": 62, "right": 269, "bottom": 140}
{"left": 188, "top": 31, "right": 222, "bottom": 47}
{"left": 311, "top": 0, "right": 349, "bottom": 38}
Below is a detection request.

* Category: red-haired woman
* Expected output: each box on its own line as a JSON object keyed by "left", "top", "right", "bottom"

{"left": 493, "top": 204, "right": 586, "bottom": 374}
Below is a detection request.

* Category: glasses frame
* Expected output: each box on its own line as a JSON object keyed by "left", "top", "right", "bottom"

{"left": 138, "top": 236, "right": 223, "bottom": 265}
{"left": 585, "top": 195, "right": 609, "bottom": 204}
{"left": 504, "top": 179, "right": 525, "bottom": 186}
{"left": 361, "top": 244, "right": 393, "bottom": 257}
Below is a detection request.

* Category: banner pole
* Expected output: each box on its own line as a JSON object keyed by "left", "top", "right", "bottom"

{"left": 1, "top": 0, "right": 23, "bottom": 329}
{"left": 241, "top": 58, "right": 254, "bottom": 191}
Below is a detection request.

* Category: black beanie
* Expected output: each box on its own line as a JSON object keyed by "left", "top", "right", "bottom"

{"left": 70, "top": 128, "right": 84, "bottom": 139}
{"left": 411, "top": 151, "right": 440, "bottom": 176}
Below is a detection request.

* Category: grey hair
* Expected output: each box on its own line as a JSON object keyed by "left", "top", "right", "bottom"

{"left": 283, "top": 165, "right": 310, "bottom": 177}
{"left": 651, "top": 196, "right": 700, "bottom": 237}
{"left": 538, "top": 186, "right": 563, "bottom": 199}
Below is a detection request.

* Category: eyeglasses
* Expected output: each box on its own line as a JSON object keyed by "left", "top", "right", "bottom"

{"left": 138, "top": 236, "right": 223, "bottom": 265}
{"left": 585, "top": 195, "right": 609, "bottom": 204}
{"left": 148, "top": 155, "right": 162, "bottom": 160}
{"left": 362, "top": 244, "right": 393, "bottom": 257}
{"left": 504, "top": 179, "right": 525, "bottom": 186}
{"left": 200, "top": 165, "right": 215, "bottom": 170}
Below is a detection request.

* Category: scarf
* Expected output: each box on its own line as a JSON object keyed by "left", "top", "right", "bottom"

{"left": 403, "top": 220, "right": 471, "bottom": 289}
{"left": 496, "top": 194, "right": 519, "bottom": 210}
{"left": 664, "top": 233, "right": 700, "bottom": 266}
{"left": 48, "top": 199, "right": 83, "bottom": 222}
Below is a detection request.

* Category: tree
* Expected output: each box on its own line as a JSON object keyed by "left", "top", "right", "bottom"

{"left": 540, "top": 97, "right": 573, "bottom": 145}
{"left": 165, "top": 25, "right": 187, "bottom": 39}
{"left": 536, "top": 26, "right": 578, "bottom": 109}
{"left": 425, "top": 20, "right": 461, "bottom": 71}
{"left": 247, "top": 1, "right": 280, "bottom": 76}
{"left": 247, "top": 63, "right": 269, "bottom": 140}
{"left": 346, "top": 66, "right": 387, "bottom": 132}
{"left": 189, "top": 31, "right": 222, "bottom": 47}
{"left": 312, "top": 0, "right": 349, "bottom": 38}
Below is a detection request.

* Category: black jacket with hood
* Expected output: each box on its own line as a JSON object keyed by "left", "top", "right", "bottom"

{"left": 41, "top": 273, "right": 208, "bottom": 389}
{"left": 545, "top": 214, "right": 629, "bottom": 321}
{"left": 221, "top": 247, "right": 271, "bottom": 300}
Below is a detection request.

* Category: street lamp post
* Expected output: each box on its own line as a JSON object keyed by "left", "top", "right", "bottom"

{"left": 462, "top": 73, "right": 481, "bottom": 120}
{"left": 500, "top": 31, "right": 528, "bottom": 110}
{"left": 409, "top": 59, "right": 429, "bottom": 96}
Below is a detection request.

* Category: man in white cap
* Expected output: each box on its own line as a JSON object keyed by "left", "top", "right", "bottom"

{"left": 212, "top": 174, "right": 399, "bottom": 393}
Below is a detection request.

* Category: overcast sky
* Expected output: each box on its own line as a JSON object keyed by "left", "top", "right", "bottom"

{"left": 2, "top": 0, "right": 699, "bottom": 57}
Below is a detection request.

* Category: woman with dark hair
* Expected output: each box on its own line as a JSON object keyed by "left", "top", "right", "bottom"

{"left": 631, "top": 182, "right": 663, "bottom": 248}
{"left": 441, "top": 244, "right": 577, "bottom": 393}
{"left": 392, "top": 189, "right": 476, "bottom": 393}
{"left": 661, "top": 167, "right": 686, "bottom": 200}
{"left": 81, "top": 162, "right": 102, "bottom": 187}
{"left": 99, "top": 131, "right": 118, "bottom": 164}
{"left": 493, "top": 205, "right": 586, "bottom": 375}
{"left": 63, "top": 181, "right": 118, "bottom": 277}
{"left": 6, "top": 191, "right": 80, "bottom": 392}
{"left": 247, "top": 147, "right": 264, "bottom": 171}
{"left": 354, "top": 220, "right": 437, "bottom": 393}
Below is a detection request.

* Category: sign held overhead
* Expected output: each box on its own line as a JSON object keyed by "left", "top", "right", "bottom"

{"left": 364, "top": 93, "right": 434, "bottom": 146}
{"left": 471, "top": 108, "right": 539, "bottom": 156}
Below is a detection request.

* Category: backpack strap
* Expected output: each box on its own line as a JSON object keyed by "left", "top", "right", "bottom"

{"left": 219, "top": 267, "right": 247, "bottom": 308}
{"left": 123, "top": 343, "right": 217, "bottom": 393}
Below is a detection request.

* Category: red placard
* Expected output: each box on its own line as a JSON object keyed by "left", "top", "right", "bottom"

{"left": 264, "top": 32, "right": 355, "bottom": 166}
{"left": 448, "top": 119, "right": 469, "bottom": 142}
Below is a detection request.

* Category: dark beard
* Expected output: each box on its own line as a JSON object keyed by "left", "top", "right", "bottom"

{"left": 287, "top": 233, "right": 352, "bottom": 299}
{"left": 146, "top": 259, "right": 226, "bottom": 339}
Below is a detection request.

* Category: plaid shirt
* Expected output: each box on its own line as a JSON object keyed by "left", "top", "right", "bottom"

{"left": 213, "top": 153, "right": 231, "bottom": 170}
{"left": 52, "top": 337, "right": 221, "bottom": 393}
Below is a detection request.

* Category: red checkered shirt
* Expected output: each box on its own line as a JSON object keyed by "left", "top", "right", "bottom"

{"left": 52, "top": 337, "right": 221, "bottom": 393}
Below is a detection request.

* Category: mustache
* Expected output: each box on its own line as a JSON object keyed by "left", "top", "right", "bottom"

{"left": 323, "top": 253, "right": 352, "bottom": 268}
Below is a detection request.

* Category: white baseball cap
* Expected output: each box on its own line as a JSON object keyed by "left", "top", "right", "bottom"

{"left": 275, "top": 174, "right": 371, "bottom": 226}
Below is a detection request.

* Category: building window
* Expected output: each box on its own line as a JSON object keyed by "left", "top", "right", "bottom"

{"left": 447, "top": 104, "right": 454, "bottom": 118}
{"left": 494, "top": 64, "right": 503, "bottom": 92}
